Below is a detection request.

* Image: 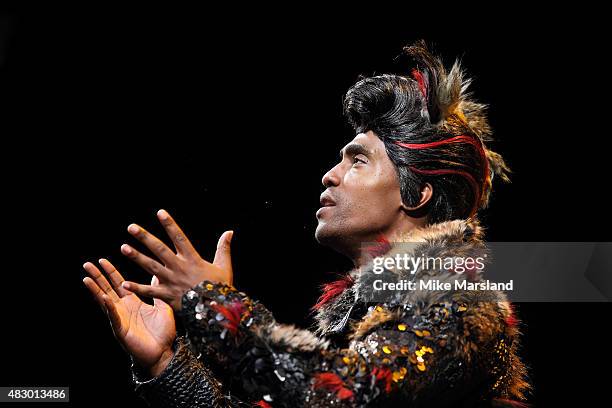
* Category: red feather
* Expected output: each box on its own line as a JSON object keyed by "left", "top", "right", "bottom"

{"left": 364, "top": 234, "right": 392, "bottom": 257}
{"left": 253, "top": 400, "right": 272, "bottom": 408}
{"left": 313, "top": 372, "right": 354, "bottom": 401}
{"left": 210, "top": 300, "right": 246, "bottom": 335}
{"left": 372, "top": 366, "right": 393, "bottom": 393}
{"left": 411, "top": 68, "right": 428, "bottom": 101}
{"left": 311, "top": 274, "right": 355, "bottom": 311}
{"left": 505, "top": 303, "right": 519, "bottom": 327}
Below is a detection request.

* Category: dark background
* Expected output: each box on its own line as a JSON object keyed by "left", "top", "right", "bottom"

{"left": 1, "top": 4, "right": 610, "bottom": 407}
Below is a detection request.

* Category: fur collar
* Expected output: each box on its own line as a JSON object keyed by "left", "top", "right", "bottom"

{"left": 313, "top": 218, "right": 487, "bottom": 336}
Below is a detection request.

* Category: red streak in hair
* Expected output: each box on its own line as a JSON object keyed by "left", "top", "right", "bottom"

{"left": 491, "top": 398, "right": 531, "bottom": 408}
{"left": 395, "top": 134, "right": 491, "bottom": 217}
{"left": 395, "top": 135, "right": 488, "bottom": 174}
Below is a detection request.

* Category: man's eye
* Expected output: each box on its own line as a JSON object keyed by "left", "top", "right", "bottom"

{"left": 353, "top": 155, "right": 367, "bottom": 164}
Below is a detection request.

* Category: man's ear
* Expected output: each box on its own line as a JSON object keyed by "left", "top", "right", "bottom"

{"left": 400, "top": 183, "right": 433, "bottom": 216}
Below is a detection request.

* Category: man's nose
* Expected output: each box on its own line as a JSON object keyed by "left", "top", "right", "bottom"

{"left": 322, "top": 165, "right": 341, "bottom": 187}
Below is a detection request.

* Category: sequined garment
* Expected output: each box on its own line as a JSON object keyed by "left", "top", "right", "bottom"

{"left": 131, "top": 218, "right": 530, "bottom": 407}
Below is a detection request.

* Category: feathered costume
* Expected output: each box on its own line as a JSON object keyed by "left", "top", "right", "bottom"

{"left": 130, "top": 218, "right": 529, "bottom": 407}
{"left": 129, "top": 42, "right": 529, "bottom": 407}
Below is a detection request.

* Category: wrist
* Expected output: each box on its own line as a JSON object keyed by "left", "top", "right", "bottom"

{"left": 148, "top": 347, "right": 175, "bottom": 378}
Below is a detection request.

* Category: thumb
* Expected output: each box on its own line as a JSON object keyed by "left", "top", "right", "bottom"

{"left": 213, "top": 230, "right": 234, "bottom": 273}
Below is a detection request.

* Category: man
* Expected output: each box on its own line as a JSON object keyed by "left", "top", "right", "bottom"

{"left": 82, "top": 41, "right": 530, "bottom": 407}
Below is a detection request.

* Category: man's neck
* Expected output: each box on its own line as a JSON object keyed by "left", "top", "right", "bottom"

{"left": 350, "top": 216, "right": 428, "bottom": 268}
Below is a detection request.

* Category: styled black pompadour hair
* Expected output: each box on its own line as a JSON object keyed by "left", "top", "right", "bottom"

{"left": 343, "top": 40, "right": 510, "bottom": 224}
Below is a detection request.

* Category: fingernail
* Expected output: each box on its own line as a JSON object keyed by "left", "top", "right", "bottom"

{"left": 157, "top": 209, "right": 168, "bottom": 219}
{"left": 128, "top": 224, "right": 139, "bottom": 234}
{"left": 122, "top": 282, "right": 130, "bottom": 289}
{"left": 228, "top": 230, "right": 234, "bottom": 242}
{"left": 82, "top": 262, "right": 90, "bottom": 269}
{"left": 98, "top": 258, "right": 107, "bottom": 265}
{"left": 217, "top": 231, "right": 230, "bottom": 249}
{"left": 121, "top": 244, "right": 132, "bottom": 255}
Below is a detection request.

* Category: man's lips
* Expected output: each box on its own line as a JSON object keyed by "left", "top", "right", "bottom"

{"left": 319, "top": 192, "right": 336, "bottom": 208}
{"left": 317, "top": 192, "right": 336, "bottom": 218}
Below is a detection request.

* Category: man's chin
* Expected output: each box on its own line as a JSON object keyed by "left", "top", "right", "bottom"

{"left": 315, "top": 225, "right": 359, "bottom": 260}
{"left": 315, "top": 222, "right": 345, "bottom": 248}
{"left": 314, "top": 222, "right": 334, "bottom": 245}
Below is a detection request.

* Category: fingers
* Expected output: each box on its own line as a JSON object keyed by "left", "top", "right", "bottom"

{"left": 156, "top": 209, "right": 198, "bottom": 257}
{"left": 213, "top": 230, "right": 234, "bottom": 280}
{"left": 102, "top": 294, "right": 123, "bottom": 333}
{"left": 82, "top": 276, "right": 105, "bottom": 308}
{"left": 83, "top": 262, "right": 120, "bottom": 302}
{"left": 151, "top": 275, "right": 171, "bottom": 309}
{"left": 126, "top": 223, "right": 177, "bottom": 266}
{"left": 122, "top": 280, "right": 166, "bottom": 300}
{"left": 98, "top": 258, "right": 130, "bottom": 297}
{"left": 83, "top": 276, "right": 123, "bottom": 333}
{"left": 121, "top": 243, "right": 172, "bottom": 281}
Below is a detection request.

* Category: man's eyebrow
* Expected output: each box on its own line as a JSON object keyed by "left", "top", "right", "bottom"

{"left": 339, "top": 143, "right": 372, "bottom": 159}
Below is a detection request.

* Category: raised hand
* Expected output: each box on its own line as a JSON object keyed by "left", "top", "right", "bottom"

{"left": 82, "top": 259, "right": 176, "bottom": 376}
{"left": 119, "top": 209, "right": 234, "bottom": 311}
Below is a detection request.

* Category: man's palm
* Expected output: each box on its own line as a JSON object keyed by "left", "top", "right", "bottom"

{"left": 83, "top": 259, "right": 176, "bottom": 371}
{"left": 109, "top": 290, "right": 175, "bottom": 368}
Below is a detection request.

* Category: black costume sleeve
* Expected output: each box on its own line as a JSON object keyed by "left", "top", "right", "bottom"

{"left": 131, "top": 336, "right": 244, "bottom": 408}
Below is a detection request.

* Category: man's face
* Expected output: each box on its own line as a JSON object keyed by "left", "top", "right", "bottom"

{"left": 315, "top": 131, "right": 404, "bottom": 257}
